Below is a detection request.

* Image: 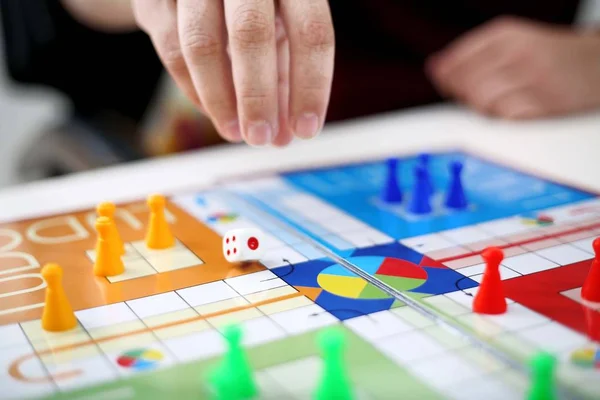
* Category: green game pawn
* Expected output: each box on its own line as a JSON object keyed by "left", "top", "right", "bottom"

{"left": 210, "top": 365, "right": 237, "bottom": 400}
{"left": 223, "top": 324, "right": 257, "bottom": 399}
{"left": 527, "top": 351, "right": 557, "bottom": 400}
{"left": 314, "top": 328, "right": 354, "bottom": 400}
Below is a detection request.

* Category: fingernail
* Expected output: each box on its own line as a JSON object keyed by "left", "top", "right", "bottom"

{"left": 224, "top": 120, "right": 242, "bottom": 142}
{"left": 247, "top": 121, "right": 273, "bottom": 146}
{"left": 295, "top": 113, "right": 320, "bottom": 139}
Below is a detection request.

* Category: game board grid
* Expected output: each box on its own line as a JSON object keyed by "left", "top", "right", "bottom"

{"left": 85, "top": 238, "right": 204, "bottom": 282}
{"left": 193, "top": 187, "right": 395, "bottom": 254}
{"left": 7, "top": 270, "right": 345, "bottom": 396}
{"left": 341, "top": 308, "right": 527, "bottom": 398}
{"left": 414, "top": 286, "right": 600, "bottom": 398}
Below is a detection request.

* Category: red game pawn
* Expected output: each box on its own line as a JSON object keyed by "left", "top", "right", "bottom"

{"left": 581, "top": 238, "right": 600, "bottom": 303}
{"left": 473, "top": 247, "right": 507, "bottom": 315}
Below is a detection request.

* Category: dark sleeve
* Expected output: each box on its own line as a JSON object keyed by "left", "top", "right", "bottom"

{"left": 0, "top": 0, "right": 164, "bottom": 123}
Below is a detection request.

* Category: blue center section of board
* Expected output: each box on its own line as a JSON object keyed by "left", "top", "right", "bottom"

{"left": 267, "top": 151, "right": 594, "bottom": 239}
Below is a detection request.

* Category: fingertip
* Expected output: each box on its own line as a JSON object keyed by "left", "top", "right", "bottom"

{"left": 221, "top": 119, "right": 243, "bottom": 142}
{"left": 293, "top": 113, "right": 321, "bottom": 139}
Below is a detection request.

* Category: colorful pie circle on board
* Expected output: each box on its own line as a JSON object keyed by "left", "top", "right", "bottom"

{"left": 317, "top": 256, "right": 427, "bottom": 299}
{"left": 570, "top": 348, "right": 600, "bottom": 369}
{"left": 116, "top": 348, "right": 164, "bottom": 371}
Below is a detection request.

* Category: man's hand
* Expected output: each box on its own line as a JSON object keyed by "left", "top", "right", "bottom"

{"left": 427, "top": 16, "right": 600, "bottom": 119}
{"left": 132, "top": 0, "right": 334, "bottom": 147}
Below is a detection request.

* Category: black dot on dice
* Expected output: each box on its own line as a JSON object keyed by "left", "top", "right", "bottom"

{"left": 232, "top": 236, "right": 236, "bottom": 241}
{"left": 226, "top": 238, "right": 229, "bottom": 244}
{"left": 234, "top": 248, "right": 237, "bottom": 254}
{"left": 247, "top": 237, "right": 259, "bottom": 250}
{"left": 227, "top": 250, "right": 230, "bottom": 255}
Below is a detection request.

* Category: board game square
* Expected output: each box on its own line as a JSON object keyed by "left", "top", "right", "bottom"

{"left": 265, "top": 356, "right": 321, "bottom": 396}
{"left": 258, "top": 295, "right": 313, "bottom": 315}
{"left": 443, "top": 254, "right": 484, "bottom": 270}
{"left": 561, "top": 288, "right": 600, "bottom": 310}
{"left": 107, "top": 258, "right": 156, "bottom": 283}
{"left": 559, "top": 230, "right": 597, "bottom": 244}
{"left": 477, "top": 217, "right": 533, "bottom": 237}
{"left": 40, "top": 343, "right": 100, "bottom": 365}
{"left": 439, "top": 226, "right": 494, "bottom": 246}
{"left": 444, "top": 289, "right": 515, "bottom": 310}
{"left": 0, "top": 344, "right": 55, "bottom": 399}
{"left": 391, "top": 307, "right": 435, "bottom": 329}
{"left": 21, "top": 319, "right": 91, "bottom": 353}
{"left": 89, "top": 320, "right": 147, "bottom": 342}
{"left": 106, "top": 341, "right": 174, "bottom": 376}
{"left": 151, "top": 249, "right": 203, "bottom": 273}
{"left": 464, "top": 238, "right": 509, "bottom": 252}
{"left": 76, "top": 302, "right": 138, "bottom": 330}
{"left": 163, "top": 329, "right": 225, "bottom": 362}
{"left": 85, "top": 243, "right": 140, "bottom": 264}
{"left": 445, "top": 374, "right": 524, "bottom": 400}
{"left": 207, "top": 307, "right": 263, "bottom": 329}
{"left": 99, "top": 331, "right": 156, "bottom": 353}
{"left": 177, "top": 280, "right": 238, "bottom": 307}
{"left": 408, "top": 352, "right": 481, "bottom": 390}
{"left": 518, "top": 322, "right": 591, "bottom": 353}
{"left": 130, "top": 239, "right": 184, "bottom": 259}
{"left": 456, "top": 264, "right": 521, "bottom": 283}
{"left": 321, "top": 234, "right": 354, "bottom": 251}
{"left": 426, "top": 246, "right": 470, "bottom": 261}
{"left": 456, "top": 314, "right": 503, "bottom": 338}
{"left": 45, "top": 354, "right": 117, "bottom": 392}
{"left": 423, "top": 325, "right": 469, "bottom": 351}
{"left": 147, "top": 309, "right": 210, "bottom": 340}
{"left": 260, "top": 247, "right": 308, "bottom": 269}
{"left": 126, "top": 292, "right": 190, "bottom": 319}
{"left": 225, "top": 270, "right": 287, "bottom": 296}
{"left": 244, "top": 285, "right": 297, "bottom": 304}
{"left": 521, "top": 237, "right": 562, "bottom": 252}
{"left": 270, "top": 304, "right": 337, "bottom": 335}
{"left": 226, "top": 316, "right": 287, "bottom": 347}
{"left": 343, "top": 310, "right": 414, "bottom": 341}
{"left": 502, "top": 252, "right": 559, "bottom": 275}
{"left": 569, "top": 237, "right": 597, "bottom": 254}
{"left": 483, "top": 303, "right": 550, "bottom": 332}
{"left": 195, "top": 296, "right": 249, "bottom": 315}
{"left": 322, "top": 215, "right": 369, "bottom": 234}
{"left": 534, "top": 244, "right": 592, "bottom": 266}
{"left": 423, "top": 295, "right": 470, "bottom": 317}
{"left": 400, "top": 233, "right": 455, "bottom": 253}
{"left": 0, "top": 324, "right": 29, "bottom": 349}
{"left": 375, "top": 330, "right": 446, "bottom": 363}
{"left": 291, "top": 243, "right": 329, "bottom": 260}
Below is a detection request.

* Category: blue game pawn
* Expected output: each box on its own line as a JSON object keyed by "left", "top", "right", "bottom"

{"left": 380, "top": 158, "right": 402, "bottom": 204}
{"left": 418, "top": 153, "right": 435, "bottom": 196}
{"left": 408, "top": 165, "right": 432, "bottom": 214}
{"left": 445, "top": 161, "right": 468, "bottom": 210}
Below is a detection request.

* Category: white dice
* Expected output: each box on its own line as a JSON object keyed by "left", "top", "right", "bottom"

{"left": 222, "top": 228, "right": 266, "bottom": 262}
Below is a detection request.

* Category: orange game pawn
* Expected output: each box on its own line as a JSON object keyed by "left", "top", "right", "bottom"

{"left": 581, "top": 238, "right": 600, "bottom": 303}
{"left": 145, "top": 194, "right": 175, "bottom": 249}
{"left": 94, "top": 216, "right": 125, "bottom": 277}
{"left": 97, "top": 201, "right": 125, "bottom": 255}
{"left": 41, "top": 263, "right": 77, "bottom": 332}
{"left": 473, "top": 247, "right": 507, "bottom": 315}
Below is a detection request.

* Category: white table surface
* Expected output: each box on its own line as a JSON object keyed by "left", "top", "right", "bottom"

{"left": 0, "top": 103, "right": 599, "bottom": 223}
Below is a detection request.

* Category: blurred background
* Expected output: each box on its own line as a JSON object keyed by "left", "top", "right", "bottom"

{"left": 1, "top": 1, "right": 600, "bottom": 191}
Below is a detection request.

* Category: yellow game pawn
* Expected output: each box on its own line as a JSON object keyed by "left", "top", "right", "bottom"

{"left": 97, "top": 201, "right": 125, "bottom": 255}
{"left": 145, "top": 194, "right": 175, "bottom": 249}
{"left": 41, "top": 263, "right": 77, "bottom": 332}
{"left": 94, "top": 216, "right": 125, "bottom": 277}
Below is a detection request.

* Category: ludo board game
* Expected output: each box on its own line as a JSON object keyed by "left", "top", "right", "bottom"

{"left": 0, "top": 150, "right": 598, "bottom": 399}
